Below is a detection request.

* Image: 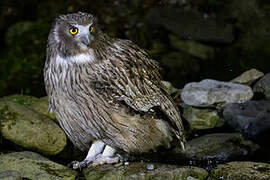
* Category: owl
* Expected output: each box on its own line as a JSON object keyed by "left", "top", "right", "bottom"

{"left": 44, "top": 12, "right": 185, "bottom": 169}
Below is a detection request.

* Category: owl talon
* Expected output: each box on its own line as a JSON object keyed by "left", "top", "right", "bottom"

{"left": 68, "top": 160, "right": 92, "bottom": 169}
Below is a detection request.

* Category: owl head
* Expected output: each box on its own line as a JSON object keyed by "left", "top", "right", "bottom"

{"left": 49, "top": 12, "right": 98, "bottom": 56}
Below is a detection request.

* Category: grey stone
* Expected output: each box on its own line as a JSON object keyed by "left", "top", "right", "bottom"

{"left": 175, "top": 133, "right": 259, "bottom": 162}
{"left": 209, "top": 161, "right": 270, "bottom": 180}
{"left": 0, "top": 151, "right": 77, "bottom": 180}
{"left": 181, "top": 79, "right": 253, "bottom": 107}
{"left": 0, "top": 170, "right": 21, "bottom": 180}
{"left": 231, "top": 69, "right": 264, "bottom": 85}
{"left": 146, "top": 7, "right": 235, "bottom": 43}
{"left": 83, "top": 162, "right": 208, "bottom": 180}
{"left": 183, "top": 105, "right": 224, "bottom": 130}
{"left": 223, "top": 101, "right": 270, "bottom": 139}
{"left": 253, "top": 73, "right": 270, "bottom": 100}
{"left": 0, "top": 100, "right": 66, "bottom": 155}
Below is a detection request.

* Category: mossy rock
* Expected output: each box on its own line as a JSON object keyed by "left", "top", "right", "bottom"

{"left": 83, "top": 162, "right": 208, "bottom": 180}
{"left": 0, "top": 100, "right": 66, "bottom": 155}
{"left": 209, "top": 161, "right": 270, "bottom": 180}
{"left": 0, "top": 151, "right": 77, "bottom": 180}
{"left": 1, "top": 94, "right": 55, "bottom": 119}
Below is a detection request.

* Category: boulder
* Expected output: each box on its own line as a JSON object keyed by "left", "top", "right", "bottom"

{"left": 0, "top": 170, "right": 21, "bottom": 180}
{"left": 253, "top": 73, "right": 270, "bottom": 100}
{"left": 209, "top": 161, "right": 270, "bottom": 180}
{"left": 1, "top": 95, "right": 55, "bottom": 119}
{"left": 0, "top": 151, "right": 77, "bottom": 180}
{"left": 183, "top": 105, "right": 224, "bottom": 130}
{"left": 174, "top": 133, "right": 259, "bottom": 162}
{"left": 181, "top": 79, "right": 253, "bottom": 107}
{"left": 83, "top": 162, "right": 208, "bottom": 180}
{"left": 231, "top": 69, "right": 264, "bottom": 85}
{"left": 0, "top": 101, "right": 66, "bottom": 155}
{"left": 223, "top": 101, "right": 270, "bottom": 139}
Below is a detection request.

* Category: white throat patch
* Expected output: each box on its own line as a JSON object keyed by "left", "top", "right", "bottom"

{"left": 69, "top": 49, "right": 96, "bottom": 63}
{"left": 55, "top": 49, "right": 96, "bottom": 65}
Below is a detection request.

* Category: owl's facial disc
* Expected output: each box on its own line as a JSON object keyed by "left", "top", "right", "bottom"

{"left": 68, "top": 24, "right": 95, "bottom": 50}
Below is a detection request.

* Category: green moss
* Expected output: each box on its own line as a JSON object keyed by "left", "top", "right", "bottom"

{"left": 0, "top": 105, "right": 18, "bottom": 129}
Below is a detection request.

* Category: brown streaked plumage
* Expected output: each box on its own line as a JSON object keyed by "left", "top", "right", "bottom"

{"left": 44, "top": 12, "right": 185, "bottom": 168}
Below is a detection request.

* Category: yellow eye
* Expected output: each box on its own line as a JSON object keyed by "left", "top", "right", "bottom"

{"left": 69, "top": 27, "right": 78, "bottom": 35}
{"left": 89, "top": 25, "right": 94, "bottom": 33}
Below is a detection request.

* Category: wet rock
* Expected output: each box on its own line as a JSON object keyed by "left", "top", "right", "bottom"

{"left": 231, "top": 69, "right": 264, "bottom": 85}
{"left": 83, "top": 162, "right": 208, "bottom": 180}
{"left": 183, "top": 105, "right": 224, "bottom": 130}
{"left": 209, "top": 161, "right": 270, "bottom": 180}
{"left": 0, "top": 170, "right": 21, "bottom": 180}
{"left": 169, "top": 34, "right": 215, "bottom": 60}
{"left": 223, "top": 101, "right": 270, "bottom": 139}
{"left": 253, "top": 73, "right": 270, "bottom": 100}
{"left": 0, "top": 151, "right": 77, "bottom": 180}
{"left": 146, "top": 6, "right": 235, "bottom": 43}
{"left": 0, "top": 101, "right": 66, "bottom": 155}
{"left": 174, "top": 133, "right": 259, "bottom": 162}
{"left": 1, "top": 95, "right": 54, "bottom": 119}
{"left": 181, "top": 79, "right": 253, "bottom": 107}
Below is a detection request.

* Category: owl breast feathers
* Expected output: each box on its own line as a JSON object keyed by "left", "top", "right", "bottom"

{"left": 44, "top": 12, "right": 185, "bottom": 153}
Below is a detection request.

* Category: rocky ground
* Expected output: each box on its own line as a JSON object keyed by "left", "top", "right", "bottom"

{"left": 1, "top": 69, "right": 270, "bottom": 180}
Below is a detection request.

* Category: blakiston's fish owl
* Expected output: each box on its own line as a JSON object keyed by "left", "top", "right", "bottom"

{"left": 44, "top": 12, "right": 185, "bottom": 169}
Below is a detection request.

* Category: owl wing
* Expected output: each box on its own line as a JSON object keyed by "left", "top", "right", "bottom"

{"left": 94, "top": 39, "right": 184, "bottom": 142}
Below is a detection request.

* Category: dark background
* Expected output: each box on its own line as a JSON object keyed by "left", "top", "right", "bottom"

{"left": 0, "top": 0, "right": 269, "bottom": 98}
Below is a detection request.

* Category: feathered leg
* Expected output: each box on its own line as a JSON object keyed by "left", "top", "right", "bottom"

{"left": 92, "top": 145, "right": 120, "bottom": 166}
{"left": 70, "top": 140, "right": 105, "bottom": 169}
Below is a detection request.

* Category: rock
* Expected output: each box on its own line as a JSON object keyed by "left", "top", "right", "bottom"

{"left": 1, "top": 94, "right": 39, "bottom": 106}
{"left": 169, "top": 34, "right": 215, "bottom": 60}
{"left": 253, "top": 73, "right": 270, "bottom": 100}
{"left": 183, "top": 105, "right": 224, "bottom": 130}
{"left": 0, "top": 170, "right": 21, "bottom": 180}
{"left": 161, "top": 52, "right": 200, "bottom": 87}
{"left": 31, "top": 96, "right": 55, "bottom": 119}
{"left": 0, "top": 101, "right": 66, "bottom": 155}
{"left": 181, "top": 79, "right": 253, "bottom": 107}
{"left": 83, "top": 162, "right": 208, "bottom": 180}
{"left": 146, "top": 6, "right": 235, "bottom": 43}
{"left": 223, "top": 101, "right": 270, "bottom": 140}
{"left": 0, "top": 151, "right": 77, "bottom": 180}
{"left": 231, "top": 69, "right": 264, "bottom": 85}
{"left": 174, "top": 133, "right": 259, "bottom": 162}
{"left": 209, "top": 161, "right": 270, "bottom": 180}
{"left": 0, "top": 95, "right": 55, "bottom": 119}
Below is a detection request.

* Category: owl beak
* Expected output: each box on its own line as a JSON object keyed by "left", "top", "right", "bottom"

{"left": 80, "top": 36, "right": 90, "bottom": 47}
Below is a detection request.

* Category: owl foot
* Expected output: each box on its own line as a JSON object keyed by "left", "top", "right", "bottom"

{"left": 92, "top": 154, "right": 120, "bottom": 166}
{"left": 69, "top": 140, "right": 105, "bottom": 169}
{"left": 92, "top": 145, "right": 120, "bottom": 166}
{"left": 69, "top": 160, "right": 92, "bottom": 169}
